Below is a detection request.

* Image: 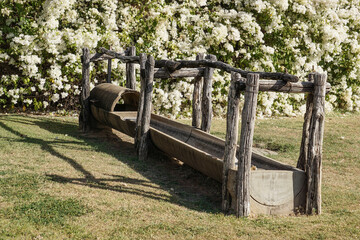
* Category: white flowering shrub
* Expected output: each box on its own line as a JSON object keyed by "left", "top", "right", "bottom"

{"left": 0, "top": 0, "right": 360, "bottom": 117}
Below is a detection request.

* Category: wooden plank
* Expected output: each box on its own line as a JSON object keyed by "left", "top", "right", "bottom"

{"left": 237, "top": 80, "right": 331, "bottom": 93}
{"left": 297, "top": 73, "right": 315, "bottom": 170}
{"left": 138, "top": 55, "right": 155, "bottom": 161}
{"left": 154, "top": 68, "right": 204, "bottom": 79}
{"left": 80, "top": 47, "right": 91, "bottom": 132}
{"left": 134, "top": 53, "right": 147, "bottom": 150}
{"left": 201, "top": 54, "right": 216, "bottom": 133}
{"left": 192, "top": 53, "right": 205, "bottom": 128}
{"left": 126, "top": 46, "right": 136, "bottom": 89}
{"left": 306, "top": 73, "right": 327, "bottom": 215}
{"left": 236, "top": 73, "right": 260, "bottom": 217}
{"left": 222, "top": 72, "right": 242, "bottom": 212}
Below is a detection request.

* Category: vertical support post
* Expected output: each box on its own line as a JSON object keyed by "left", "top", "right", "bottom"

{"left": 107, "top": 56, "right": 112, "bottom": 83}
{"left": 306, "top": 73, "right": 326, "bottom": 215}
{"left": 201, "top": 54, "right": 216, "bottom": 133}
{"left": 134, "top": 53, "right": 147, "bottom": 149}
{"left": 297, "top": 73, "right": 315, "bottom": 170}
{"left": 236, "top": 73, "right": 259, "bottom": 217}
{"left": 79, "top": 47, "right": 91, "bottom": 132}
{"left": 192, "top": 53, "right": 204, "bottom": 128}
{"left": 222, "top": 72, "right": 242, "bottom": 212}
{"left": 126, "top": 46, "right": 136, "bottom": 89}
{"left": 137, "top": 55, "right": 155, "bottom": 161}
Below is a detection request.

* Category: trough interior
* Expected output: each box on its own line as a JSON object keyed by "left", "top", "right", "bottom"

{"left": 114, "top": 103, "right": 300, "bottom": 172}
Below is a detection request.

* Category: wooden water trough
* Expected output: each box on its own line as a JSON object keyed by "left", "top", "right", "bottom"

{"left": 80, "top": 47, "right": 330, "bottom": 217}
{"left": 89, "top": 83, "right": 306, "bottom": 215}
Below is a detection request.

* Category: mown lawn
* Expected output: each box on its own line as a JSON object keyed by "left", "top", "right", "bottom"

{"left": 0, "top": 113, "right": 359, "bottom": 239}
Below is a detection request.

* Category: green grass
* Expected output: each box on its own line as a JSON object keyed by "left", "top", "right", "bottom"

{"left": 11, "top": 196, "right": 89, "bottom": 225}
{"left": 0, "top": 113, "right": 359, "bottom": 239}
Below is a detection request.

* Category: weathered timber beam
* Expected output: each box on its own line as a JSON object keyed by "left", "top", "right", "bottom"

{"left": 154, "top": 68, "right": 204, "bottom": 79}
{"left": 192, "top": 53, "right": 205, "bottom": 128}
{"left": 100, "top": 48, "right": 299, "bottom": 82}
{"left": 201, "top": 54, "right": 216, "bottom": 133}
{"left": 100, "top": 47, "right": 140, "bottom": 63}
{"left": 236, "top": 73, "right": 260, "bottom": 217}
{"left": 154, "top": 59, "right": 181, "bottom": 70}
{"left": 297, "top": 74, "right": 316, "bottom": 171}
{"left": 137, "top": 55, "right": 155, "bottom": 161}
{"left": 222, "top": 72, "right": 242, "bottom": 212}
{"left": 134, "top": 53, "right": 147, "bottom": 150}
{"left": 156, "top": 59, "right": 299, "bottom": 82}
{"left": 89, "top": 53, "right": 115, "bottom": 62}
{"left": 236, "top": 80, "right": 331, "bottom": 93}
{"left": 126, "top": 46, "right": 136, "bottom": 89}
{"left": 80, "top": 48, "right": 91, "bottom": 132}
{"left": 107, "top": 55, "right": 112, "bottom": 83}
{"left": 306, "top": 73, "right": 326, "bottom": 215}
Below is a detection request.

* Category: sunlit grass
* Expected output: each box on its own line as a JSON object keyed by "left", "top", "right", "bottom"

{"left": 0, "top": 113, "right": 359, "bottom": 239}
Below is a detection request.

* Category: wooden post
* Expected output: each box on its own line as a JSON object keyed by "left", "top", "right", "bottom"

{"left": 236, "top": 73, "right": 259, "bottom": 217}
{"left": 222, "top": 72, "right": 242, "bottom": 212}
{"left": 192, "top": 53, "right": 204, "bottom": 128}
{"left": 306, "top": 73, "right": 326, "bottom": 215}
{"left": 79, "top": 47, "right": 91, "bottom": 132}
{"left": 107, "top": 56, "right": 112, "bottom": 83}
{"left": 201, "top": 54, "right": 216, "bottom": 133}
{"left": 297, "top": 73, "right": 315, "bottom": 170}
{"left": 137, "top": 55, "right": 154, "bottom": 161}
{"left": 126, "top": 46, "right": 136, "bottom": 89}
{"left": 134, "top": 53, "right": 147, "bottom": 150}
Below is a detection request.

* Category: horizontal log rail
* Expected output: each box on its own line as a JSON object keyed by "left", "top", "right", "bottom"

{"left": 90, "top": 53, "right": 115, "bottom": 62}
{"left": 86, "top": 48, "right": 332, "bottom": 93}
{"left": 236, "top": 80, "right": 331, "bottom": 93}
{"left": 154, "top": 68, "right": 204, "bottom": 79}
{"left": 99, "top": 48, "right": 299, "bottom": 82}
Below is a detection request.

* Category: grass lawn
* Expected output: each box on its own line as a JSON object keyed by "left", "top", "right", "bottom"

{"left": 0, "top": 113, "right": 359, "bottom": 239}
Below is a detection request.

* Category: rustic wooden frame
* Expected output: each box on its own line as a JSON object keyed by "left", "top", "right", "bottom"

{"left": 81, "top": 47, "right": 329, "bottom": 217}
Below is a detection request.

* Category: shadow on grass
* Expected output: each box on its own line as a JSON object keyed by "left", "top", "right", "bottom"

{"left": 0, "top": 114, "right": 221, "bottom": 214}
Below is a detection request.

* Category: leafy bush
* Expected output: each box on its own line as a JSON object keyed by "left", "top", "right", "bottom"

{"left": 1, "top": 0, "right": 360, "bottom": 117}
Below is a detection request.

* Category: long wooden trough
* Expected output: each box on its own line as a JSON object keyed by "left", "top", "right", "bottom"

{"left": 89, "top": 83, "right": 306, "bottom": 215}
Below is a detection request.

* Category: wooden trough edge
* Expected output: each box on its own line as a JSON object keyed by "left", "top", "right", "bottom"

{"left": 89, "top": 102, "right": 306, "bottom": 216}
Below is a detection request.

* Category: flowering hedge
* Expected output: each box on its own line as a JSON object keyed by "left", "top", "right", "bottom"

{"left": 0, "top": 0, "right": 360, "bottom": 117}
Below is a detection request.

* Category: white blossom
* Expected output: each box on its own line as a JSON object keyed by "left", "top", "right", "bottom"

{"left": 51, "top": 93, "right": 60, "bottom": 103}
{"left": 24, "top": 99, "right": 33, "bottom": 105}
{"left": 43, "top": 101, "right": 49, "bottom": 108}
{"left": 61, "top": 92, "right": 68, "bottom": 98}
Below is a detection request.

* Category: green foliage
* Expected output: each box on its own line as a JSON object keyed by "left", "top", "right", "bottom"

{"left": 0, "top": 0, "right": 360, "bottom": 116}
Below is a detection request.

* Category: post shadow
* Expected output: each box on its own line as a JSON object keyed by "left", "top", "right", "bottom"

{"left": 0, "top": 115, "right": 222, "bottom": 213}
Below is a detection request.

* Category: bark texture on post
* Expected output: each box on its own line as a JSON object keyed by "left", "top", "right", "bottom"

{"left": 222, "top": 72, "right": 242, "bottom": 212}
{"left": 201, "top": 54, "right": 216, "bottom": 133}
{"left": 297, "top": 73, "right": 315, "bottom": 170}
{"left": 107, "top": 58, "right": 112, "bottom": 83}
{"left": 236, "top": 73, "right": 259, "bottom": 217}
{"left": 126, "top": 46, "right": 136, "bottom": 89}
{"left": 306, "top": 73, "right": 327, "bottom": 215}
{"left": 134, "top": 53, "right": 147, "bottom": 150}
{"left": 192, "top": 53, "right": 205, "bottom": 128}
{"left": 80, "top": 47, "right": 91, "bottom": 132}
{"left": 137, "top": 55, "right": 155, "bottom": 161}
